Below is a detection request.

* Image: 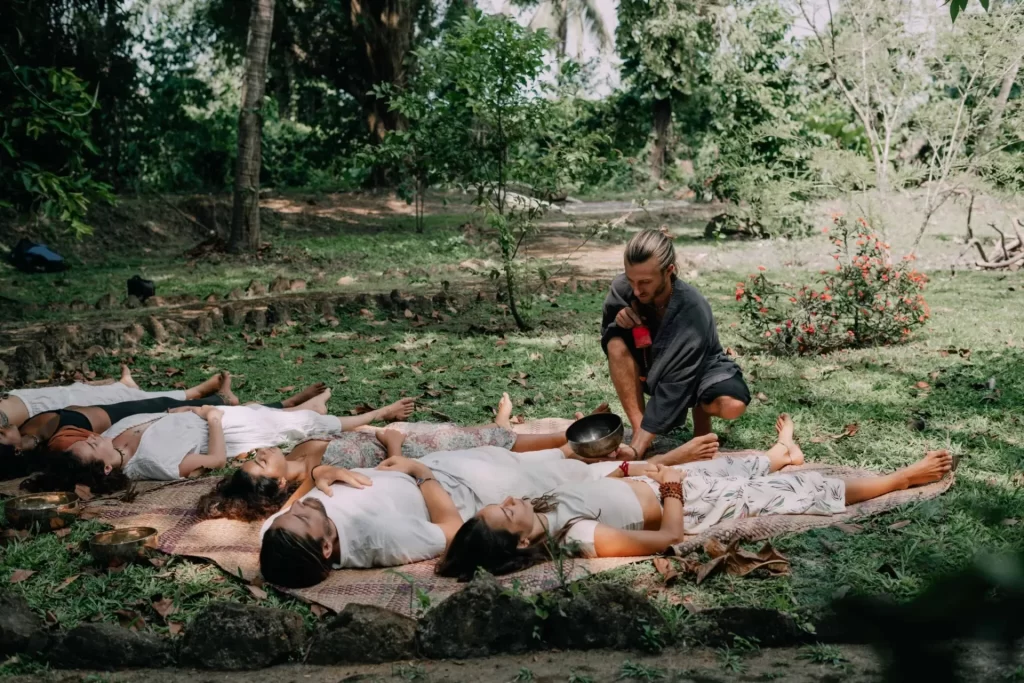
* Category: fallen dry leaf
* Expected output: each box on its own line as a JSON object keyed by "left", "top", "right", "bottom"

{"left": 74, "top": 484, "right": 94, "bottom": 502}
{"left": 652, "top": 557, "right": 680, "bottom": 585}
{"left": 54, "top": 574, "right": 80, "bottom": 592}
{"left": 915, "top": 381, "right": 930, "bottom": 390}
{"left": 310, "top": 604, "right": 329, "bottom": 619}
{"left": 755, "top": 392, "right": 769, "bottom": 402}
{"left": 1, "top": 529, "right": 32, "bottom": 546}
{"left": 349, "top": 403, "right": 374, "bottom": 416}
{"left": 887, "top": 520, "right": 912, "bottom": 531}
{"left": 54, "top": 528, "right": 72, "bottom": 538}
{"left": 115, "top": 609, "right": 146, "bottom": 632}
{"left": 247, "top": 585, "right": 268, "bottom": 600}
{"left": 834, "top": 523, "right": 864, "bottom": 534}
{"left": 9, "top": 569, "right": 36, "bottom": 584}
{"left": 168, "top": 622, "right": 184, "bottom": 636}
{"left": 151, "top": 596, "right": 177, "bottom": 620}
{"left": 1002, "top": 518, "right": 1019, "bottom": 526}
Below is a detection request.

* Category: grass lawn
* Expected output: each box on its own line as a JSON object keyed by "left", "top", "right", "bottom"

{"left": 2, "top": 205, "right": 1023, "bottom": 672}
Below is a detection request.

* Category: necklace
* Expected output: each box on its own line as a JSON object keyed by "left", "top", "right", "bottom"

{"left": 115, "top": 446, "right": 126, "bottom": 469}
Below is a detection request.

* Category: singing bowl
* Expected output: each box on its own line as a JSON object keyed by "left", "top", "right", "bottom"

{"left": 4, "top": 492, "right": 80, "bottom": 531}
{"left": 566, "top": 413, "right": 624, "bottom": 458}
{"left": 89, "top": 527, "right": 159, "bottom": 565}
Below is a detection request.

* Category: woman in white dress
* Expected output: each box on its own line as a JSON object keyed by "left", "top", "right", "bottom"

{"left": 23, "top": 391, "right": 415, "bottom": 494}
{"left": 411, "top": 415, "right": 955, "bottom": 580}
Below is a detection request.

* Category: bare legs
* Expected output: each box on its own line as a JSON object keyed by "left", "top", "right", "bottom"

{"left": 337, "top": 397, "right": 416, "bottom": 430}
{"left": 182, "top": 370, "right": 227, "bottom": 401}
{"left": 607, "top": 338, "right": 646, "bottom": 434}
{"left": 280, "top": 382, "right": 328, "bottom": 408}
{"left": 843, "top": 451, "right": 953, "bottom": 504}
{"left": 693, "top": 396, "right": 748, "bottom": 437}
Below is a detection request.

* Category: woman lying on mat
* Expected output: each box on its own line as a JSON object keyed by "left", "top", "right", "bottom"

{"left": 1, "top": 375, "right": 328, "bottom": 456}
{"left": 432, "top": 415, "right": 955, "bottom": 580}
{"left": 21, "top": 392, "right": 416, "bottom": 494}
{"left": 1, "top": 365, "right": 227, "bottom": 442}
{"left": 198, "top": 394, "right": 582, "bottom": 521}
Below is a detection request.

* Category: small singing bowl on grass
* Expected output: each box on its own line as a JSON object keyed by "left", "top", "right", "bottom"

{"left": 566, "top": 413, "right": 625, "bottom": 459}
{"left": 4, "top": 492, "right": 80, "bottom": 531}
{"left": 89, "top": 527, "right": 159, "bottom": 566}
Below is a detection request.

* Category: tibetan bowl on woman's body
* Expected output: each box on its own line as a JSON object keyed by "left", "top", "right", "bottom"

{"left": 566, "top": 413, "right": 624, "bottom": 458}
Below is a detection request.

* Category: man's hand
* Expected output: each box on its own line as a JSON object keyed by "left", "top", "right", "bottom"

{"left": 615, "top": 307, "right": 643, "bottom": 330}
{"left": 314, "top": 465, "right": 373, "bottom": 496}
{"left": 377, "top": 455, "right": 430, "bottom": 479}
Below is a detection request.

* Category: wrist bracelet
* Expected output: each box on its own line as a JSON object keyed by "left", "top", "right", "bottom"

{"left": 618, "top": 461, "right": 630, "bottom": 477}
{"left": 659, "top": 481, "right": 683, "bottom": 503}
{"left": 414, "top": 476, "right": 436, "bottom": 487}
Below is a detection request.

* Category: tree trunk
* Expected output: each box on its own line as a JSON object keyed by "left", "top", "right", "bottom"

{"left": 978, "top": 56, "right": 1021, "bottom": 156}
{"left": 651, "top": 96, "right": 672, "bottom": 180}
{"left": 229, "top": 0, "right": 276, "bottom": 254}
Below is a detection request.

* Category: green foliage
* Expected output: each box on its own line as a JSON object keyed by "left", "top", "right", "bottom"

{"left": 798, "top": 643, "right": 848, "bottom": 667}
{"left": 617, "top": 660, "right": 665, "bottom": 681}
{"left": 736, "top": 216, "right": 931, "bottom": 354}
{"left": 0, "top": 63, "right": 114, "bottom": 236}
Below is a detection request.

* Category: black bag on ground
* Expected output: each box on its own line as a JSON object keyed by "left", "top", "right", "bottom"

{"left": 127, "top": 275, "right": 156, "bottom": 301}
{"left": 8, "top": 239, "right": 69, "bottom": 273}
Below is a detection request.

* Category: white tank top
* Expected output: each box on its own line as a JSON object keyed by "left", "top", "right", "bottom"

{"left": 542, "top": 478, "right": 646, "bottom": 556}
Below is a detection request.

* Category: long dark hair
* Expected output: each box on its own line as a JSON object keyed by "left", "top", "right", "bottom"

{"left": 20, "top": 451, "right": 130, "bottom": 495}
{"left": 197, "top": 470, "right": 297, "bottom": 522}
{"left": 260, "top": 527, "right": 331, "bottom": 588}
{"left": 436, "top": 495, "right": 579, "bottom": 582}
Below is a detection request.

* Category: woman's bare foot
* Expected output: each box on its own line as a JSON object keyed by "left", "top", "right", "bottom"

{"left": 281, "top": 382, "right": 327, "bottom": 408}
{"left": 298, "top": 389, "right": 332, "bottom": 415}
{"left": 119, "top": 364, "right": 139, "bottom": 390}
{"left": 495, "top": 393, "right": 514, "bottom": 429}
{"left": 216, "top": 372, "right": 239, "bottom": 406}
{"left": 574, "top": 402, "right": 611, "bottom": 420}
{"left": 663, "top": 433, "right": 719, "bottom": 465}
{"left": 900, "top": 450, "right": 954, "bottom": 487}
{"left": 185, "top": 372, "right": 225, "bottom": 400}
{"left": 381, "top": 397, "right": 416, "bottom": 421}
{"left": 774, "top": 414, "right": 804, "bottom": 466}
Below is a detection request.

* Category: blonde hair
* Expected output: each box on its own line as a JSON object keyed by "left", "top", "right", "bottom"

{"left": 625, "top": 229, "right": 677, "bottom": 272}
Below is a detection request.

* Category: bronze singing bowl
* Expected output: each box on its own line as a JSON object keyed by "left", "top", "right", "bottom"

{"left": 4, "top": 491, "right": 80, "bottom": 531}
{"left": 89, "top": 527, "right": 159, "bottom": 565}
{"left": 566, "top": 413, "right": 624, "bottom": 458}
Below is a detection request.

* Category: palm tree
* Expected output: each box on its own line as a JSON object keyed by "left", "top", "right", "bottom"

{"left": 527, "top": 0, "right": 611, "bottom": 60}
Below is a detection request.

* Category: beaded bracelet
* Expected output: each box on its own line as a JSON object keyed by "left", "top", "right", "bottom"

{"left": 618, "top": 461, "right": 630, "bottom": 477}
{"left": 659, "top": 481, "right": 683, "bottom": 503}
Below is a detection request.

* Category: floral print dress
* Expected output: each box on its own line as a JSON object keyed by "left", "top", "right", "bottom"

{"left": 300, "top": 423, "right": 518, "bottom": 470}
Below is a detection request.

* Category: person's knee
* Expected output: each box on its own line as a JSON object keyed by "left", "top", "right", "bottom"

{"left": 705, "top": 396, "right": 747, "bottom": 420}
{"left": 606, "top": 337, "right": 632, "bottom": 362}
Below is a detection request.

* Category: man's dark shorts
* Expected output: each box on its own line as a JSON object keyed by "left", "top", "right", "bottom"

{"left": 698, "top": 371, "right": 752, "bottom": 407}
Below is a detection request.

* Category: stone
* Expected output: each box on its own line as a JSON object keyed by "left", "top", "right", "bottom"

{"left": 222, "top": 305, "right": 243, "bottom": 327}
{"left": 289, "top": 279, "right": 307, "bottom": 292}
{"left": 51, "top": 623, "right": 173, "bottom": 670}
{"left": 100, "top": 327, "right": 121, "bottom": 349}
{"left": 191, "top": 315, "right": 214, "bottom": 336}
{"left": 13, "top": 343, "right": 49, "bottom": 384}
{"left": 701, "top": 607, "right": 809, "bottom": 647}
{"left": 147, "top": 317, "right": 169, "bottom": 344}
{"left": 94, "top": 293, "right": 118, "bottom": 310}
{"left": 337, "top": 276, "right": 357, "bottom": 286}
{"left": 267, "top": 303, "right": 291, "bottom": 326}
{"left": 208, "top": 307, "right": 224, "bottom": 329}
{"left": 245, "top": 309, "right": 268, "bottom": 331}
{"left": 417, "top": 575, "right": 540, "bottom": 659}
{"left": 544, "top": 583, "right": 666, "bottom": 651}
{"left": 0, "top": 359, "right": 8, "bottom": 380}
{"left": 307, "top": 604, "right": 416, "bottom": 664}
{"left": 0, "top": 594, "right": 46, "bottom": 656}
{"left": 123, "top": 323, "right": 146, "bottom": 347}
{"left": 247, "top": 279, "right": 269, "bottom": 297}
{"left": 163, "top": 319, "right": 188, "bottom": 339}
{"left": 269, "top": 276, "right": 291, "bottom": 294}
{"left": 125, "top": 295, "right": 143, "bottom": 309}
{"left": 180, "top": 603, "right": 305, "bottom": 670}
{"left": 226, "top": 288, "right": 245, "bottom": 301}
{"left": 205, "top": 293, "right": 220, "bottom": 304}
{"left": 84, "top": 345, "right": 108, "bottom": 359}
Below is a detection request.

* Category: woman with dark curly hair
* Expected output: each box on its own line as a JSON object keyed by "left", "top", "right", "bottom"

{"left": 197, "top": 394, "right": 571, "bottom": 522}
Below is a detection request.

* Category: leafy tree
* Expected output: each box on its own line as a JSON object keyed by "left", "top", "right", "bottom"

{"left": 526, "top": 0, "right": 611, "bottom": 61}
{"left": 0, "top": 59, "right": 114, "bottom": 237}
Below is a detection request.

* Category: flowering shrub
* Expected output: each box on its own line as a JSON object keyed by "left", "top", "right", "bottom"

{"left": 736, "top": 215, "right": 930, "bottom": 354}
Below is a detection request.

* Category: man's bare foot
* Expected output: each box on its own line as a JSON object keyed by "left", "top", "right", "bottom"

{"left": 281, "top": 382, "right": 327, "bottom": 408}
{"left": 186, "top": 372, "right": 224, "bottom": 400}
{"left": 216, "top": 372, "right": 239, "bottom": 406}
{"left": 901, "top": 450, "right": 954, "bottom": 487}
{"left": 381, "top": 397, "right": 416, "bottom": 421}
{"left": 119, "top": 364, "right": 139, "bottom": 390}
{"left": 774, "top": 414, "right": 803, "bottom": 466}
{"left": 574, "top": 402, "right": 611, "bottom": 420}
{"left": 298, "top": 389, "right": 332, "bottom": 415}
{"left": 495, "top": 393, "right": 514, "bottom": 429}
{"left": 377, "top": 428, "right": 406, "bottom": 451}
{"left": 664, "top": 433, "right": 719, "bottom": 465}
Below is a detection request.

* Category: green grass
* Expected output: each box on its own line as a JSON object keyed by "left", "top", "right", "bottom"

{"left": 2, "top": 207, "right": 1024, "bottom": 664}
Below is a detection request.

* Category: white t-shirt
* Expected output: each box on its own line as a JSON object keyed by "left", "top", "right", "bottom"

{"left": 260, "top": 446, "right": 602, "bottom": 568}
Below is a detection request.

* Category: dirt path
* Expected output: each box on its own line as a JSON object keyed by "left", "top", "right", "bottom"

{"left": 6, "top": 642, "right": 1017, "bottom": 683}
